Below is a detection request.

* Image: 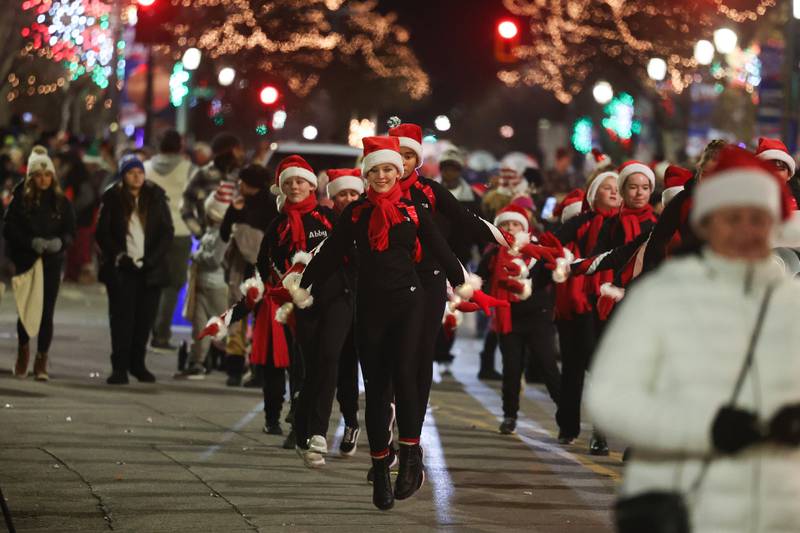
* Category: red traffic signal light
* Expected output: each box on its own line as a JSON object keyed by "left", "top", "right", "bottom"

{"left": 497, "top": 20, "right": 518, "bottom": 40}
{"left": 259, "top": 86, "right": 280, "bottom": 105}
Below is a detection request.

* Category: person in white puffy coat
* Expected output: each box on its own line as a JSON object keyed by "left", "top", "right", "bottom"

{"left": 587, "top": 146, "right": 800, "bottom": 533}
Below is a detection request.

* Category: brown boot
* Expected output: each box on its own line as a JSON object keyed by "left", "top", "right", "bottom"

{"left": 14, "top": 344, "right": 30, "bottom": 378}
{"left": 34, "top": 352, "right": 49, "bottom": 381}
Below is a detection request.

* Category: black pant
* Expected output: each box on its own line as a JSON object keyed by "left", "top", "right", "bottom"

{"left": 499, "top": 309, "right": 561, "bottom": 419}
{"left": 259, "top": 356, "right": 287, "bottom": 426}
{"left": 554, "top": 313, "right": 596, "bottom": 438}
{"left": 414, "top": 273, "right": 448, "bottom": 426}
{"left": 359, "top": 285, "right": 424, "bottom": 454}
{"left": 106, "top": 269, "right": 161, "bottom": 375}
{"left": 17, "top": 257, "right": 62, "bottom": 353}
{"left": 434, "top": 327, "right": 455, "bottom": 364}
{"left": 336, "top": 325, "right": 359, "bottom": 428}
{"left": 294, "top": 295, "right": 354, "bottom": 444}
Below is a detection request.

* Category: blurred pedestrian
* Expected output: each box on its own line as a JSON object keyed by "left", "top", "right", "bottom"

{"left": 5, "top": 146, "right": 75, "bottom": 380}
{"left": 542, "top": 147, "right": 577, "bottom": 197}
{"left": 96, "top": 155, "right": 174, "bottom": 385}
{"left": 588, "top": 146, "right": 800, "bottom": 533}
{"left": 145, "top": 129, "right": 195, "bottom": 350}
{"left": 55, "top": 149, "right": 98, "bottom": 283}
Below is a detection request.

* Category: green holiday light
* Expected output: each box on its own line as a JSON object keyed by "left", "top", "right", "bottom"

{"left": 571, "top": 117, "right": 593, "bottom": 154}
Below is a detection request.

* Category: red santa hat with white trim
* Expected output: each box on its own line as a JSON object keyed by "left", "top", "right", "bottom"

{"left": 361, "top": 136, "right": 404, "bottom": 176}
{"left": 556, "top": 189, "right": 585, "bottom": 223}
{"left": 755, "top": 137, "right": 796, "bottom": 177}
{"left": 690, "top": 145, "right": 792, "bottom": 230}
{"left": 493, "top": 204, "right": 530, "bottom": 233}
{"left": 387, "top": 117, "right": 423, "bottom": 167}
{"left": 326, "top": 168, "right": 364, "bottom": 198}
{"left": 618, "top": 160, "right": 655, "bottom": 190}
{"left": 586, "top": 170, "right": 619, "bottom": 208}
{"left": 270, "top": 155, "right": 318, "bottom": 197}
{"left": 661, "top": 165, "right": 693, "bottom": 207}
{"left": 584, "top": 148, "right": 613, "bottom": 175}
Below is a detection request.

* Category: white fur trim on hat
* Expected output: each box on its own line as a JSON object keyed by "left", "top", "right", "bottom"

{"left": 587, "top": 171, "right": 618, "bottom": 208}
{"left": 619, "top": 163, "right": 655, "bottom": 189}
{"left": 494, "top": 211, "right": 529, "bottom": 232}
{"left": 661, "top": 186, "right": 684, "bottom": 207}
{"left": 561, "top": 201, "right": 583, "bottom": 223}
{"left": 278, "top": 166, "right": 318, "bottom": 192}
{"left": 326, "top": 175, "right": 364, "bottom": 198}
{"left": 757, "top": 149, "right": 796, "bottom": 176}
{"left": 397, "top": 137, "right": 423, "bottom": 167}
{"left": 362, "top": 149, "right": 404, "bottom": 175}
{"left": 690, "top": 169, "right": 780, "bottom": 229}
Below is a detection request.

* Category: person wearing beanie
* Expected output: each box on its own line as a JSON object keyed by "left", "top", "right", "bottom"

{"left": 294, "top": 135, "right": 502, "bottom": 510}
{"left": 180, "top": 132, "right": 244, "bottom": 240}
{"left": 587, "top": 145, "right": 800, "bottom": 533}
{"left": 146, "top": 129, "right": 196, "bottom": 351}
{"left": 388, "top": 119, "right": 512, "bottom": 430}
{"left": 96, "top": 155, "right": 174, "bottom": 385}
{"left": 5, "top": 146, "right": 76, "bottom": 380}
{"left": 477, "top": 204, "right": 560, "bottom": 436}
{"left": 218, "top": 163, "right": 279, "bottom": 388}
{"left": 755, "top": 137, "right": 796, "bottom": 183}
{"left": 174, "top": 183, "right": 232, "bottom": 379}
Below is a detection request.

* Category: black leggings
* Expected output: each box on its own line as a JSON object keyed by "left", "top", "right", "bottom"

{"left": 106, "top": 269, "right": 161, "bottom": 375}
{"left": 358, "top": 285, "right": 424, "bottom": 455}
{"left": 336, "top": 325, "right": 359, "bottom": 428}
{"left": 414, "top": 273, "right": 448, "bottom": 426}
{"left": 554, "top": 313, "right": 597, "bottom": 438}
{"left": 499, "top": 310, "right": 561, "bottom": 419}
{"left": 294, "top": 296, "right": 355, "bottom": 444}
{"left": 17, "top": 257, "right": 62, "bottom": 353}
{"left": 260, "top": 356, "right": 287, "bottom": 426}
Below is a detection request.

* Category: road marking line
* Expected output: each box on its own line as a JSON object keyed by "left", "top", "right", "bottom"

{"left": 198, "top": 401, "right": 263, "bottom": 462}
{"left": 422, "top": 408, "right": 455, "bottom": 526}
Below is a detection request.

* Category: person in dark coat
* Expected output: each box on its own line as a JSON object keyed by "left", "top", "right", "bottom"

{"left": 5, "top": 146, "right": 75, "bottom": 380}
{"left": 96, "top": 155, "right": 174, "bottom": 385}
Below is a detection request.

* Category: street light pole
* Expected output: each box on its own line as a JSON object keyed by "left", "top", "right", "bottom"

{"left": 144, "top": 44, "right": 154, "bottom": 147}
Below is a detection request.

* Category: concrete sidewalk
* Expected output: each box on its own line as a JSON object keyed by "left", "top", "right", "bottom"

{"left": 0, "top": 283, "right": 621, "bottom": 532}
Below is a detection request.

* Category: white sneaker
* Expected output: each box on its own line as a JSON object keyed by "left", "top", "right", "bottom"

{"left": 307, "top": 435, "right": 328, "bottom": 454}
{"left": 296, "top": 445, "right": 325, "bottom": 468}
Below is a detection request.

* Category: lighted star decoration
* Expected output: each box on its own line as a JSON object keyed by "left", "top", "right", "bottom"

{"left": 499, "top": 0, "right": 776, "bottom": 103}
{"left": 156, "top": 0, "right": 429, "bottom": 99}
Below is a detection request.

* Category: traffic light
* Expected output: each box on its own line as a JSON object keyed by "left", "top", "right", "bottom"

{"left": 135, "top": 0, "right": 177, "bottom": 45}
{"left": 494, "top": 19, "right": 520, "bottom": 63}
{"left": 259, "top": 85, "right": 280, "bottom": 106}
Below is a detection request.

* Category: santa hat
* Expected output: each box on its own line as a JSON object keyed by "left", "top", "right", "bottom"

{"left": 500, "top": 152, "right": 535, "bottom": 177}
{"left": 387, "top": 118, "right": 423, "bottom": 166}
{"left": 27, "top": 146, "right": 55, "bottom": 178}
{"left": 586, "top": 170, "right": 619, "bottom": 208}
{"left": 586, "top": 148, "right": 613, "bottom": 173}
{"left": 326, "top": 168, "right": 364, "bottom": 198}
{"left": 204, "top": 181, "right": 234, "bottom": 223}
{"left": 618, "top": 160, "right": 655, "bottom": 190}
{"left": 755, "top": 137, "right": 796, "bottom": 176}
{"left": 270, "top": 155, "right": 317, "bottom": 196}
{"left": 691, "top": 145, "right": 791, "bottom": 229}
{"left": 556, "top": 189, "right": 585, "bottom": 223}
{"left": 361, "top": 136, "right": 404, "bottom": 176}
{"left": 494, "top": 204, "right": 530, "bottom": 232}
{"left": 661, "top": 165, "right": 693, "bottom": 207}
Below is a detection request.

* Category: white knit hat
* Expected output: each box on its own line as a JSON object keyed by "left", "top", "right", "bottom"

{"left": 27, "top": 146, "right": 55, "bottom": 177}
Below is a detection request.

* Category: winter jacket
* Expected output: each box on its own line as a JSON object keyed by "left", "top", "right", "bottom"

{"left": 587, "top": 248, "right": 800, "bottom": 533}
{"left": 145, "top": 153, "right": 194, "bottom": 237}
{"left": 3, "top": 181, "right": 76, "bottom": 273}
{"left": 193, "top": 225, "right": 226, "bottom": 289}
{"left": 96, "top": 181, "right": 174, "bottom": 287}
{"left": 181, "top": 162, "right": 234, "bottom": 238}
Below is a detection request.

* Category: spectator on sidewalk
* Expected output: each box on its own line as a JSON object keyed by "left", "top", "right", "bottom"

{"left": 145, "top": 130, "right": 195, "bottom": 350}
{"left": 5, "top": 146, "right": 76, "bottom": 381}
{"left": 96, "top": 155, "right": 174, "bottom": 385}
{"left": 55, "top": 149, "right": 99, "bottom": 283}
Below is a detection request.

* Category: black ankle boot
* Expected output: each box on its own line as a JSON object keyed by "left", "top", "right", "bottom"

{"left": 371, "top": 456, "right": 395, "bottom": 510}
{"left": 225, "top": 356, "right": 244, "bottom": 387}
{"left": 394, "top": 444, "right": 424, "bottom": 500}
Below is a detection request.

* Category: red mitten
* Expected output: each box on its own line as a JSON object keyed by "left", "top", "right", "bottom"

{"left": 470, "top": 289, "right": 510, "bottom": 315}
{"left": 443, "top": 313, "right": 458, "bottom": 340}
{"left": 499, "top": 278, "right": 526, "bottom": 294}
{"left": 245, "top": 286, "right": 261, "bottom": 308}
{"left": 198, "top": 320, "right": 221, "bottom": 340}
{"left": 503, "top": 261, "right": 522, "bottom": 277}
{"left": 518, "top": 243, "right": 558, "bottom": 269}
{"left": 267, "top": 286, "right": 292, "bottom": 305}
{"left": 455, "top": 301, "right": 481, "bottom": 313}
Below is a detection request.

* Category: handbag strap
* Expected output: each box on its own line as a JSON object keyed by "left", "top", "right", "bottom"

{"left": 689, "top": 283, "right": 775, "bottom": 494}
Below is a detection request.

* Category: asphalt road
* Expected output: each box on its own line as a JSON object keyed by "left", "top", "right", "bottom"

{"left": 0, "top": 283, "right": 622, "bottom": 532}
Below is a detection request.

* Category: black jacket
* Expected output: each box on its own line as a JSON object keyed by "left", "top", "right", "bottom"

{"left": 96, "top": 181, "right": 174, "bottom": 287}
{"left": 3, "top": 181, "right": 76, "bottom": 273}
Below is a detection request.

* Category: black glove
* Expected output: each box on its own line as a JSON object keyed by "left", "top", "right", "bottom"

{"left": 711, "top": 406, "right": 763, "bottom": 454}
{"left": 768, "top": 404, "right": 800, "bottom": 446}
{"left": 117, "top": 254, "right": 137, "bottom": 272}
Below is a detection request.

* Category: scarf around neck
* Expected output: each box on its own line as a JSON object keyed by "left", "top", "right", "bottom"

{"left": 278, "top": 194, "right": 317, "bottom": 252}
{"left": 619, "top": 204, "right": 657, "bottom": 243}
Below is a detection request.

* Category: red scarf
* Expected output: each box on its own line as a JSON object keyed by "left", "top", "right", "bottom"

{"left": 554, "top": 241, "right": 592, "bottom": 320}
{"left": 400, "top": 170, "right": 437, "bottom": 209}
{"left": 350, "top": 183, "right": 421, "bottom": 262}
{"left": 250, "top": 287, "right": 290, "bottom": 368}
{"left": 488, "top": 247, "right": 517, "bottom": 334}
{"left": 278, "top": 194, "right": 317, "bottom": 252}
{"left": 583, "top": 207, "right": 618, "bottom": 256}
{"left": 619, "top": 204, "right": 657, "bottom": 243}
